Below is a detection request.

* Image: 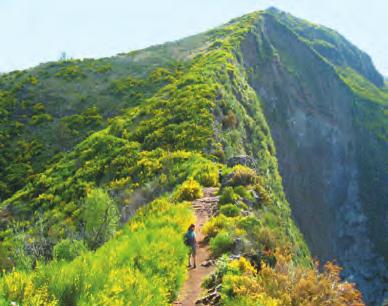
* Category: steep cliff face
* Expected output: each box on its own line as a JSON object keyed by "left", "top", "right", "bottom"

{"left": 238, "top": 10, "right": 387, "bottom": 305}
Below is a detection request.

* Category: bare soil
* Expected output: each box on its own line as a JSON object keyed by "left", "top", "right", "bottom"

{"left": 173, "top": 187, "right": 219, "bottom": 306}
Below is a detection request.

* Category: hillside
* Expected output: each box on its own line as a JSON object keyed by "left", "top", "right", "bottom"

{"left": 0, "top": 8, "right": 386, "bottom": 305}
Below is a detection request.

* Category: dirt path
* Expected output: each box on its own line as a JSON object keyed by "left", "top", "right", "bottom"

{"left": 173, "top": 187, "right": 219, "bottom": 306}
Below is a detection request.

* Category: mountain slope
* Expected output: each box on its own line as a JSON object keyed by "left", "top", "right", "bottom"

{"left": 0, "top": 8, "right": 386, "bottom": 305}
{"left": 238, "top": 9, "right": 387, "bottom": 304}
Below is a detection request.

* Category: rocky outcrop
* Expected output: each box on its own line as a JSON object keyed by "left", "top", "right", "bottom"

{"left": 226, "top": 155, "right": 256, "bottom": 168}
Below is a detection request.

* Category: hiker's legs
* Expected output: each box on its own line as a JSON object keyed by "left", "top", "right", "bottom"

{"left": 192, "top": 246, "right": 196, "bottom": 268}
{"left": 193, "top": 254, "right": 196, "bottom": 268}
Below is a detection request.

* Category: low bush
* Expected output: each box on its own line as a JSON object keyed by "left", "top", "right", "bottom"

{"left": 248, "top": 224, "right": 282, "bottom": 252}
{"left": 233, "top": 185, "right": 253, "bottom": 201}
{"left": 219, "top": 187, "right": 239, "bottom": 205}
{"left": 52, "top": 239, "right": 88, "bottom": 261}
{"left": 193, "top": 163, "right": 219, "bottom": 187}
{"left": 254, "top": 183, "right": 272, "bottom": 205}
{"left": 29, "top": 113, "right": 53, "bottom": 125}
{"left": 210, "top": 231, "right": 234, "bottom": 257}
{"left": 228, "top": 165, "right": 257, "bottom": 186}
{"left": 236, "top": 216, "right": 260, "bottom": 232}
{"left": 82, "top": 188, "right": 119, "bottom": 249}
{"left": 203, "top": 214, "right": 232, "bottom": 238}
{"left": 55, "top": 64, "right": 85, "bottom": 80}
{"left": 175, "top": 179, "right": 203, "bottom": 201}
{"left": 220, "top": 204, "right": 240, "bottom": 217}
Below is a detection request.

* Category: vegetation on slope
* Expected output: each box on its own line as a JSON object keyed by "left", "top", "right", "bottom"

{"left": 0, "top": 8, "right": 376, "bottom": 305}
{"left": 219, "top": 255, "right": 363, "bottom": 305}
{"left": 201, "top": 169, "right": 363, "bottom": 305}
{"left": 0, "top": 198, "right": 193, "bottom": 305}
{"left": 337, "top": 66, "right": 388, "bottom": 260}
{"left": 0, "top": 49, "right": 192, "bottom": 200}
{"left": 267, "top": 7, "right": 384, "bottom": 87}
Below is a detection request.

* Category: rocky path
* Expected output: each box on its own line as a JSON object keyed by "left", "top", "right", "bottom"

{"left": 173, "top": 187, "right": 219, "bottom": 306}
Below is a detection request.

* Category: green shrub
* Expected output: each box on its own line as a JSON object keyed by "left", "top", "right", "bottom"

{"left": 237, "top": 201, "right": 249, "bottom": 210}
{"left": 110, "top": 76, "right": 145, "bottom": 95}
{"left": 220, "top": 187, "right": 239, "bottom": 205}
{"left": 55, "top": 64, "right": 85, "bottom": 80}
{"left": 32, "top": 102, "right": 45, "bottom": 113}
{"left": 29, "top": 113, "right": 53, "bottom": 125}
{"left": 220, "top": 204, "right": 240, "bottom": 217}
{"left": 194, "top": 163, "right": 219, "bottom": 187}
{"left": 250, "top": 227, "right": 279, "bottom": 251}
{"left": 237, "top": 216, "right": 260, "bottom": 231}
{"left": 228, "top": 165, "right": 257, "bottom": 186}
{"left": 203, "top": 214, "right": 231, "bottom": 238}
{"left": 0, "top": 245, "right": 13, "bottom": 272}
{"left": 148, "top": 67, "right": 174, "bottom": 83}
{"left": 254, "top": 183, "right": 272, "bottom": 205}
{"left": 53, "top": 239, "right": 88, "bottom": 261}
{"left": 0, "top": 236, "right": 34, "bottom": 272}
{"left": 233, "top": 185, "right": 253, "bottom": 201}
{"left": 93, "top": 63, "right": 112, "bottom": 73}
{"left": 82, "top": 188, "right": 119, "bottom": 249}
{"left": 175, "top": 179, "right": 203, "bottom": 201}
{"left": 210, "top": 231, "right": 234, "bottom": 257}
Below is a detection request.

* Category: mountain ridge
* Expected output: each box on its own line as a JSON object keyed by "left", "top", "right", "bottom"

{"left": 0, "top": 8, "right": 386, "bottom": 305}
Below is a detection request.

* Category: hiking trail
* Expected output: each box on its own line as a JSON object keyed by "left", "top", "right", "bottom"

{"left": 173, "top": 187, "right": 219, "bottom": 306}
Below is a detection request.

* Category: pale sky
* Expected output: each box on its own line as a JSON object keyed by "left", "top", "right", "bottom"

{"left": 0, "top": 0, "right": 387, "bottom": 76}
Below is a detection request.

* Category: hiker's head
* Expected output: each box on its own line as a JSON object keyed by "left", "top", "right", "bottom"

{"left": 188, "top": 224, "right": 195, "bottom": 231}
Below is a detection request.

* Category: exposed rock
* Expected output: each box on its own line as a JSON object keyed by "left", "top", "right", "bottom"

{"left": 250, "top": 190, "right": 260, "bottom": 201}
{"left": 233, "top": 237, "right": 244, "bottom": 254}
{"left": 382, "top": 293, "right": 388, "bottom": 306}
{"left": 195, "top": 291, "right": 221, "bottom": 305}
{"left": 201, "top": 260, "right": 215, "bottom": 267}
{"left": 229, "top": 254, "right": 242, "bottom": 260}
{"left": 241, "top": 197, "right": 256, "bottom": 208}
{"left": 241, "top": 210, "right": 251, "bottom": 216}
{"left": 220, "top": 172, "right": 234, "bottom": 187}
{"left": 214, "top": 284, "right": 222, "bottom": 292}
{"left": 226, "top": 155, "right": 256, "bottom": 168}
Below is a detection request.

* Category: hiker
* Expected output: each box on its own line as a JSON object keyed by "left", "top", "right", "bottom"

{"left": 184, "top": 224, "right": 197, "bottom": 268}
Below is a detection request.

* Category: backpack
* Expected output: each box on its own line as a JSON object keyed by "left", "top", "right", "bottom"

{"left": 184, "top": 231, "right": 194, "bottom": 246}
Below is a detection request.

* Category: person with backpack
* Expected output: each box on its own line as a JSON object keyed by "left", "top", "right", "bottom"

{"left": 184, "top": 224, "right": 197, "bottom": 268}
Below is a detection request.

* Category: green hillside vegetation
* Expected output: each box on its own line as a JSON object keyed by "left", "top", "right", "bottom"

{"left": 0, "top": 49, "right": 194, "bottom": 200}
{"left": 0, "top": 8, "right": 384, "bottom": 305}
{"left": 0, "top": 198, "right": 193, "bottom": 305}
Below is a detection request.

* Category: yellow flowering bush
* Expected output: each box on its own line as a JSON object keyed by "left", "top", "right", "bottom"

{"left": 193, "top": 163, "right": 219, "bottom": 187}
{"left": 228, "top": 165, "right": 257, "bottom": 186}
{"left": 221, "top": 254, "right": 364, "bottom": 306}
{"left": 0, "top": 198, "right": 194, "bottom": 305}
{"left": 175, "top": 179, "right": 203, "bottom": 201}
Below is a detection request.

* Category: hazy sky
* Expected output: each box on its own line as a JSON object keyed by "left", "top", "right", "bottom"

{"left": 1, "top": 0, "right": 387, "bottom": 75}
